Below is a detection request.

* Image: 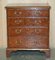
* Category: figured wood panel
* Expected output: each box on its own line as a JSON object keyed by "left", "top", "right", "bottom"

{"left": 6, "top": 6, "right": 50, "bottom": 50}
{"left": 8, "top": 18, "right": 49, "bottom": 27}
{"left": 8, "top": 36, "right": 49, "bottom": 49}
{"left": 8, "top": 27, "right": 49, "bottom": 36}
{"left": 7, "top": 8, "right": 49, "bottom": 17}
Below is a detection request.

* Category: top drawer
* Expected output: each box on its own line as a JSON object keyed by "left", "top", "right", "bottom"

{"left": 7, "top": 8, "right": 49, "bottom": 17}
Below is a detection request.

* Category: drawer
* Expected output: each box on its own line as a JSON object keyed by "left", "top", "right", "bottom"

{"left": 8, "top": 18, "right": 49, "bottom": 27}
{"left": 8, "top": 27, "right": 48, "bottom": 36}
{"left": 25, "top": 18, "right": 49, "bottom": 27}
{"left": 8, "top": 36, "right": 26, "bottom": 48}
{"left": 8, "top": 18, "right": 25, "bottom": 26}
{"left": 8, "top": 36, "right": 49, "bottom": 49}
{"left": 25, "top": 28, "right": 48, "bottom": 36}
{"left": 8, "top": 27, "right": 25, "bottom": 36}
{"left": 7, "top": 8, "right": 49, "bottom": 17}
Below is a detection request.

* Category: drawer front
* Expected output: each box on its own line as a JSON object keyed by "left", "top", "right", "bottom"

{"left": 8, "top": 36, "right": 49, "bottom": 48}
{"left": 25, "top": 18, "right": 49, "bottom": 27}
{"left": 8, "top": 27, "right": 48, "bottom": 36}
{"left": 8, "top": 18, "right": 25, "bottom": 26}
{"left": 7, "top": 8, "right": 49, "bottom": 17}
{"left": 8, "top": 18, "right": 49, "bottom": 27}
{"left": 8, "top": 36, "right": 26, "bottom": 48}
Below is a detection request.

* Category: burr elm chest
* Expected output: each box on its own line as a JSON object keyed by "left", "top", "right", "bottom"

{"left": 5, "top": 3, "right": 50, "bottom": 58}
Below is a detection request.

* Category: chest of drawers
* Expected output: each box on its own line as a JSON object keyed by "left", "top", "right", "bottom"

{"left": 5, "top": 3, "right": 50, "bottom": 58}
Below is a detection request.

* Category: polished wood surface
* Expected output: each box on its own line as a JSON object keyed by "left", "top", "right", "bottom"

{"left": 8, "top": 27, "right": 48, "bottom": 36}
{"left": 8, "top": 36, "right": 49, "bottom": 48}
{"left": 7, "top": 9, "right": 49, "bottom": 17}
{"left": 6, "top": 4, "right": 50, "bottom": 58}
{"left": 8, "top": 18, "right": 49, "bottom": 27}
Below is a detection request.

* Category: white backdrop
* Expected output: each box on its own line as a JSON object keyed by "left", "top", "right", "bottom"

{"left": 7, "top": 0, "right": 48, "bottom": 3}
{"left": 1, "top": 0, "right": 55, "bottom": 48}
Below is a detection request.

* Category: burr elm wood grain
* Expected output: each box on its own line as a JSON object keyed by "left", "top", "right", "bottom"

{"left": 6, "top": 4, "right": 50, "bottom": 58}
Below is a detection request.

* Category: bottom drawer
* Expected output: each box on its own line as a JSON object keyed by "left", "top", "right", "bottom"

{"left": 8, "top": 36, "right": 49, "bottom": 49}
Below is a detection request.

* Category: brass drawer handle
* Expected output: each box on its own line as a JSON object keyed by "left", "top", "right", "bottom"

{"left": 36, "top": 11, "right": 41, "bottom": 15}
{"left": 35, "top": 20, "right": 38, "bottom": 23}
{"left": 15, "top": 29, "right": 21, "bottom": 33}
{"left": 16, "top": 40, "right": 18, "bottom": 44}
{"left": 39, "top": 20, "right": 41, "bottom": 23}
{"left": 14, "top": 11, "right": 22, "bottom": 15}
{"left": 14, "top": 11, "right": 17, "bottom": 15}
{"left": 35, "top": 29, "right": 41, "bottom": 33}
{"left": 35, "top": 20, "right": 41, "bottom": 24}
{"left": 19, "top": 12, "right": 22, "bottom": 15}
{"left": 16, "top": 40, "right": 21, "bottom": 44}
{"left": 15, "top": 20, "right": 22, "bottom": 24}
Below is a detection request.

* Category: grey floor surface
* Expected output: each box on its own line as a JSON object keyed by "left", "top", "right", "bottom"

{"left": 0, "top": 48, "right": 55, "bottom": 60}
